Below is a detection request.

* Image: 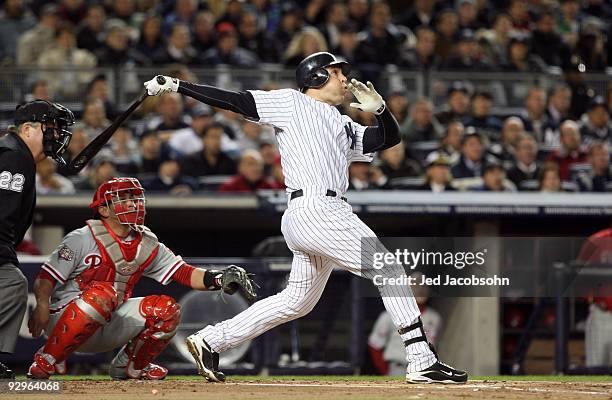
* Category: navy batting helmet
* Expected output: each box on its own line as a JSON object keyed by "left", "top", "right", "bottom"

{"left": 295, "top": 52, "right": 350, "bottom": 92}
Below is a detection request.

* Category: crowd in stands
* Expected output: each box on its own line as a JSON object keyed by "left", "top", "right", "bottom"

{"left": 0, "top": 0, "right": 610, "bottom": 193}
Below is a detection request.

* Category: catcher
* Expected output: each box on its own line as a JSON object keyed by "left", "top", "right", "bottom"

{"left": 27, "top": 177, "right": 256, "bottom": 380}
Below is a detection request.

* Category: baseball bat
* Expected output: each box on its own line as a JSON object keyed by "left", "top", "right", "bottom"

{"left": 66, "top": 76, "right": 168, "bottom": 174}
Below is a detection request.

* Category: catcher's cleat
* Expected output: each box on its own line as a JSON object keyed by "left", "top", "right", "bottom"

{"left": 110, "top": 362, "right": 168, "bottom": 380}
{"left": 185, "top": 335, "right": 225, "bottom": 382}
{"left": 27, "top": 353, "right": 55, "bottom": 379}
{"left": 406, "top": 361, "right": 468, "bottom": 384}
{"left": 0, "top": 362, "right": 15, "bottom": 380}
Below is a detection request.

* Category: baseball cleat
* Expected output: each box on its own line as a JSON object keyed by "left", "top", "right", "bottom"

{"left": 27, "top": 353, "right": 55, "bottom": 379}
{"left": 406, "top": 361, "right": 468, "bottom": 384}
{"left": 0, "top": 362, "right": 15, "bottom": 380}
{"left": 110, "top": 362, "right": 168, "bottom": 380}
{"left": 185, "top": 335, "right": 225, "bottom": 382}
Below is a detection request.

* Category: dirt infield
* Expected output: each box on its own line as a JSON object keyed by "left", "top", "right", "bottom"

{"left": 3, "top": 378, "right": 612, "bottom": 400}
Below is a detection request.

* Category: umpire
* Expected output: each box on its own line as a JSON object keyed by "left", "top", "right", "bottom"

{"left": 0, "top": 100, "right": 74, "bottom": 378}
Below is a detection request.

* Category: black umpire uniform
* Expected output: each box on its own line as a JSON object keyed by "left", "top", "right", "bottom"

{"left": 0, "top": 100, "right": 73, "bottom": 378}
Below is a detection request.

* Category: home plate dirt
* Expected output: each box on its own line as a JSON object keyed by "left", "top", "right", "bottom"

{"left": 3, "top": 378, "right": 612, "bottom": 400}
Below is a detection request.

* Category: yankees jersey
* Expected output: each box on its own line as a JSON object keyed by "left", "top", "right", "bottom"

{"left": 41, "top": 225, "right": 185, "bottom": 311}
{"left": 248, "top": 89, "right": 373, "bottom": 194}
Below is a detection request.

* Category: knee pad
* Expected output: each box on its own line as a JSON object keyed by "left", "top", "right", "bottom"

{"left": 140, "top": 295, "right": 181, "bottom": 338}
{"left": 77, "top": 281, "right": 119, "bottom": 323}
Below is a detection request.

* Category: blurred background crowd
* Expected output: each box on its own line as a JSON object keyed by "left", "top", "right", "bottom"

{"left": 1, "top": 0, "right": 611, "bottom": 195}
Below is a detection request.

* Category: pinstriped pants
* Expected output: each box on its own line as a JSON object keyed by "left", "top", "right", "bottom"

{"left": 199, "top": 195, "right": 436, "bottom": 372}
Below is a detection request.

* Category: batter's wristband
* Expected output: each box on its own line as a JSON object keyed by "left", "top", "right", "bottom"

{"left": 203, "top": 269, "right": 223, "bottom": 290}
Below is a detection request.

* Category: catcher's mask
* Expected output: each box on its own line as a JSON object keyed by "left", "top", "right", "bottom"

{"left": 14, "top": 100, "right": 75, "bottom": 165}
{"left": 89, "top": 177, "right": 146, "bottom": 232}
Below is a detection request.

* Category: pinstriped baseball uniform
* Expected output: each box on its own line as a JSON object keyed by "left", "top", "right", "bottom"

{"left": 196, "top": 89, "right": 436, "bottom": 372}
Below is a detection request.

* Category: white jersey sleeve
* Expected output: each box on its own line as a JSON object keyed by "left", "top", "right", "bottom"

{"left": 341, "top": 115, "right": 374, "bottom": 163}
{"left": 41, "top": 229, "right": 87, "bottom": 284}
{"left": 143, "top": 242, "right": 186, "bottom": 285}
{"left": 247, "top": 88, "right": 296, "bottom": 129}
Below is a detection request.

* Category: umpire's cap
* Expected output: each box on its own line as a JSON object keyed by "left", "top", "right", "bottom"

{"left": 296, "top": 52, "right": 350, "bottom": 92}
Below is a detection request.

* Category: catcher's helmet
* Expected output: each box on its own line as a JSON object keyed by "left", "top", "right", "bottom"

{"left": 90, "top": 177, "right": 146, "bottom": 232}
{"left": 295, "top": 52, "right": 350, "bottom": 92}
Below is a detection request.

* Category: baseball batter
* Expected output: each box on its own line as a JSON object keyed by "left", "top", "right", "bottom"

{"left": 27, "top": 177, "right": 255, "bottom": 380}
{"left": 144, "top": 52, "right": 467, "bottom": 384}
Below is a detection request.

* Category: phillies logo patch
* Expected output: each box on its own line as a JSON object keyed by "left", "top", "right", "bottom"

{"left": 84, "top": 254, "right": 103, "bottom": 269}
{"left": 58, "top": 245, "right": 74, "bottom": 261}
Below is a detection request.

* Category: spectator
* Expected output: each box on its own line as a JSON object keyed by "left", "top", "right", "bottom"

{"left": 80, "top": 98, "right": 110, "bottom": 140}
{"left": 107, "top": 0, "right": 139, "bottom": 37}
{"left": 451, "top": 131, "right": 488, "bottom": 178}
{"left": 386, "top": 92, "right": 410, "bottom": 125}
{"left": 436, "top": 81, "right": 471, "bottom": 125}
{"left": 200, "top": 22, "right": 259, "bottom": 67}
{"left": 144, "top": 159, "right": 198, "bottom": 195}
{"left": 557, "top": 0, "right": 581, "bottom": 47}
{"left": 347, "top": 0, "right": 369, "bottom": 31}
{"left": 23, "top": 80, "right": 54, "bottom": 103}
{"left": 457, "top": 0, "right": 481, "bottom": 30}
{"left": 163, "top": 0, "right": 197, "bottom": 35}
{"left": 217, "top": 0, "right": 245, "bottom": 28}
{"left": 138, "top": 129, "right": 166, "bottom": 174}
{"left": 136, "top": 15, "right": 165, "bottom": 57}
{"left": 219, "top": 149, "right": 279, "bottom": 192}
{"left": 95, "top": 20, "right": 148, "bottom": 66}
{"left": 530, "top": 11, "right": 570, "bottom": 68}
{"left": 238, "top": 11, "right": 278, "bottom": 63}
{"left": 432, "top": 120, "right": 465, "bottom": 165}
{"left": 476, "top": 163, "right": 513, "bottom": 192}
{"left": 108, "top": 126, "right": 140, "bottom": 174}
{"left": 192, "top": 10, "right": 216, "bottom": 53}
{"left": 379, "top": 141, "right": 420, "bottom": 180}
{"left": 491, "top": 117, "right": 525, "bottom": 168}
{"left": 463, "top": 90, "right": 502, "bottom": 141}
{"left": 236, "top": 120, "right": 275, "bottom": 153}
{"left": 153, "top": 93, "right": 190, "bottom": 139}
{"left": 579, "top": 96, "right": 612, "bottom": 146}
{"left": 332, "top": 22, "right": 359, "bottom": 65}
{"left": 401, "top": 98, "right": 444, "bottom": 143}
{"left": 575, "top": 25, "right": 606, "bottom": 72}
{"left": 274, "top": 2, "right": 303, "bottom": 57}
{"left": 564, "top": 56, "right": 594, "bottom": 120}
{"left": 168, "top": 104, "right": 215, "bottom": 156}
{"left": 576, "top": 142, "right": 612, "bottom": 192}
{"left": 16, "top": 4, "right": 58, "bottom": 66}
{"left": 75, "top": 155, "right": 117, "bottom": 190}
{"left": 478, "top": 13, "right": 512, "bottom": 66}
{"left": 434, "top": 9, "right": 459, "bottom": 63}
{"left": 419, "top": 155, "right": 455, "bottom": 192}
{"left": 284, "top": 26, "right": 328, "bottom": 66}
{"left": 507, "top": 135, "right": 540, "bottom": 190}
{"left": 546, "top": 84, "right": 572, "bottom": 133}
{"left": 260, "top": 142, "right": 279, "bottom": 178}
{"left": 538, "top": 162, "right": 562, "bottom": 192}
{"left": 58, "top": 0, "right": 89, "bottom": 26}
{"left": 304, "top": 0, "right": 327, "bottom": 26}
{"left": 153, "top": 23, "right": 197, "bottom": 65}
{"left": 354, "top": 1, "right": 407, "bottom": 68}
{"left": 546, "top": 120, "right": 588, "bottom": 181}
{"left": 36, "top": 157, "right": 75, "bottom": 195}
{"left": 38, "top": 22, "right": 97, "bottom": 95}
{"left": 397, "top": 0, "right": 435, "bottom": 30}
{"left": 404, "top": 26, "right": 440, "bottom": 70}
{"left": 502, "top": 33, "right": 546, "bottom": 72}
{"left": 348, "top": 162, "right": 389, "bottom": 190}
{"left": 85, "top": 75, "right": 117, "bottom": 120}
{"left": 319, "top": 2, "right": 348, "bottom": 50}
{"left": 507, "top": 0, "right": 530, "bottom": 31}
{"left": 520, "top": 87, "right": 552, "bottom": 143}
{"left": 75, "top": 4, "right": 106, "bottom": 52}
{"left": 180, "top": 123, "right": 237, "bottom": 177}
{"left": 445, "top": 29, "right": 490, "bottom": 71}
{"left": 0, "top": 0, "right": 35, "bottom": 64}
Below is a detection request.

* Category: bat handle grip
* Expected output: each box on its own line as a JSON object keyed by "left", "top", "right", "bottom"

{"left": 156, "top": 76, "right": 166, "bottom": 84}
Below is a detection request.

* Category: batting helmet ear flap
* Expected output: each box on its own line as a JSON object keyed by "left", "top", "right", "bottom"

{"left": 303, "top": 68, "right": 330, "bottom": 92}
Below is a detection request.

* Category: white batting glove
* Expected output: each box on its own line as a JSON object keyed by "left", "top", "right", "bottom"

{"left": 347, "top": 79, "right": 386, "bottom": 115}
{"left": 144, "top": 75, "right": 179, "bottom": 96}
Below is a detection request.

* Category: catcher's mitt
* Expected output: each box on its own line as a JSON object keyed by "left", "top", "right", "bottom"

{"left": 220, "top": 265, "right": 257, "bottom": 302}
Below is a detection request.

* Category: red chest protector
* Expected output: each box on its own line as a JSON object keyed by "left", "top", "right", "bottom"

{"left": 76, "top": 220, "right": 160, "bottom": 305}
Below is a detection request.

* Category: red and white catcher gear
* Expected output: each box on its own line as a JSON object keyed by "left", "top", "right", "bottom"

{"left": 89, "top": 177, "right": 146, "bottom": 232}
{"left": 28, "top": 282, "right": 118, "bottom": 379}
{"left": 110, "top": 295, "right": 180, "bottom": 380}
